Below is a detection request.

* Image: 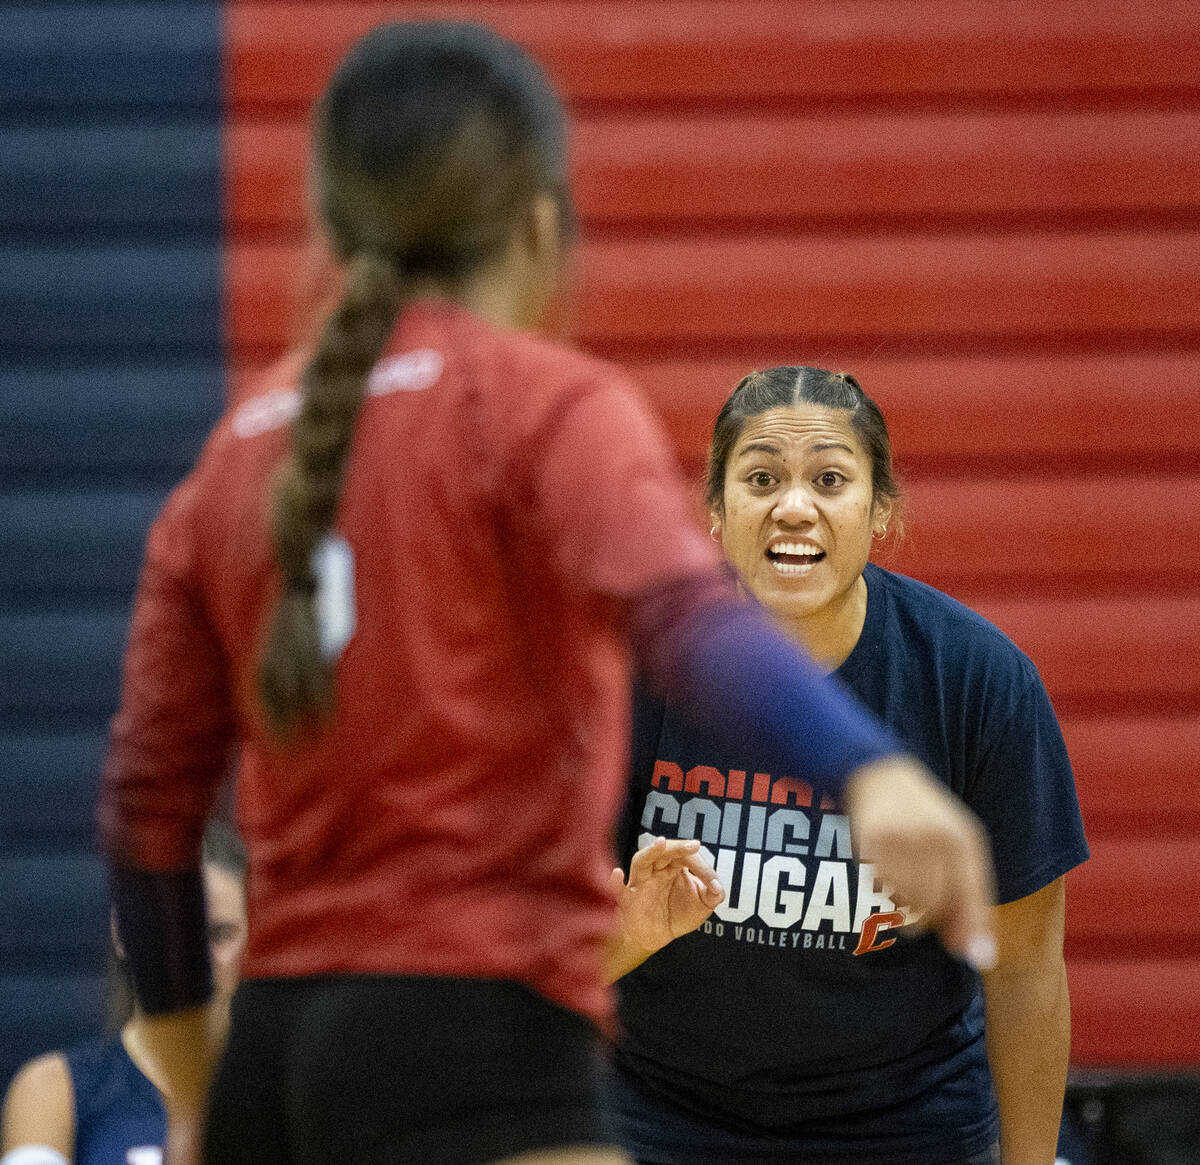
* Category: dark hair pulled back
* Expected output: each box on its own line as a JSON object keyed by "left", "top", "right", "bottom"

{"left": 260, "top": 21, "right": 569, "bottom": 735}
{"left": 706, "top": 365, "right": 902, "bottom": 522}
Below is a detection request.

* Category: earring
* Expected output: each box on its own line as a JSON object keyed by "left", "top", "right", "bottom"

{"left": 710, "top": 525, "right": 720, "bottom": 540}
{"left": 872, "top": 525, "right": 887, "bottom": 541}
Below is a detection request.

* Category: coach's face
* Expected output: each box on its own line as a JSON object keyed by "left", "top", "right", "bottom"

{"left": 714, "top": 404, "right": 887, "bottom": 633}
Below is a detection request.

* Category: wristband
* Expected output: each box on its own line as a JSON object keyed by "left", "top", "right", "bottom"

{"left": 110, "top": 862, "right": 213, "bottom": 1015}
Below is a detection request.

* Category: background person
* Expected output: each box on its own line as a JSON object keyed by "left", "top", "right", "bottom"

{"left": 98, "top": 28, "right": 995, "bottom": 1165}
{"left": 608, "top": 366, "right": 1089, "bottom": 1165}
{"left": 1, "top": 824, "right": 247, "bottom": 1165}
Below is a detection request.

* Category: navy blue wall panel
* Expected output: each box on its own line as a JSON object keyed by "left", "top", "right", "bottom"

{"left": 0, "top": 248, "right": 222, "bottom": 356}
{"left": 0, "top": 610, "right": 131, "bottom": 721}
{"left": 3, "top": 974, "right": 107, "bottom": 1050}
{"left": 0, "top": 366, "right": 221, "bottom": 479}
{"left": 0, "top": 488, "right": 162, "bottom": 596}
{"left": 0, "top": 1, "right": 223, "bottom": 1090}
{"left": 0, "top": 856, "right": 108, "bottom": 960}
{"left": 0, "top": 124, "right": 221, "bottom": 233}
{"left": 0, "top": 6, "right": 221, "bottom": 112}
{"left": 0, "top": 733, "right": 103, "bottom": 843}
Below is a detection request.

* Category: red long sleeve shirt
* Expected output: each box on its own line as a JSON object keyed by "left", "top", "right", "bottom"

{"left": 99, "top": 299, "right": 716, "bottom": 1023}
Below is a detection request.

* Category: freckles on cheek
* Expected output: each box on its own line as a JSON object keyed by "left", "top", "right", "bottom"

{"left": 723, "top": 501, "right": 757, "bottom": 550}
{"left": 849, "top": 500, "right": 874, "bottom": 535}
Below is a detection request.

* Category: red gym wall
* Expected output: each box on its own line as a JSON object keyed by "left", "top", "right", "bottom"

{"left": 223, "top": 2, "right": 1200, "bottom": 1066}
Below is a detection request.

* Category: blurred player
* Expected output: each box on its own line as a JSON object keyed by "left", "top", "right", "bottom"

{"left": 97, "top": 23, "right": 996, "bottom": 1165}
{"left": 1, "top": 824, "right": 246, "bottom": 1165}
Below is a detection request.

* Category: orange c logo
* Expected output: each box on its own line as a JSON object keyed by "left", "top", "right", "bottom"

{"left": 852, "top": 910, "right": 906, "bottom": 956}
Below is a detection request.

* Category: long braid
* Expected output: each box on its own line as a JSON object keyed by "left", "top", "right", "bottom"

{"left": 259, "top": 252, "right": 402, "bottom": 734}
{"left": 255, "top": 20, "right": 569, "bottom": 736}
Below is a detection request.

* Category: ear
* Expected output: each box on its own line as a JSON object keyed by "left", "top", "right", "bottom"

{"left": 517, "top": 191, "right": 564, "bottom": 327}
{"left": 528, "top": 191, "right": 563, "bottom": 275}
{"left": 872, "top": 496, "right": 894, "bottom": 535}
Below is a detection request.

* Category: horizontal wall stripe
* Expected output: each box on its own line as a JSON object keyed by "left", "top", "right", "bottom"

{"left": 1069, "top": 959, "right": 1200, "bottom": 1065}
{"left": 1, "top": 975, "right": 106, "bottom": 1077}
{"left": 0, "top": 488, "right": 166, "bottom": 598}
{"left": 0, "top": 364, "right": 221, "bottom": 480}
{"left": 573, "top": 231, "right": 1200, "bottom": 347}
{"left": 888, "top": 475, "right": 1200, "bottom": 597}
{"left": 1062, "top": 717, "right": 1200, "bottom": 833}
{"left": 1070, "top": 839, "right": 1200, "bottom": 946}
{"left": 228, "top": 350, "right": 1200, "bottom": 476}
{"left": 0, "top": 246, "right": 222, "bottom": 355}
{"left": 226, "top": 108, "right": 1200, "bottom": 236}
{"left": 629, "top": 352, "right": 1200, "bottom": 472}
{"left": 973, "top": 596, "right": 1200, "bottom": 708}
{"left": 226, "top": 1, "right": 1200, "bottom": 113}
{"left": 0, "top": 122, "right": 221, "bottom": 231}
{"left": 0, "top": 610, "right": 131, "bottom": 718}
{"left": 0, "top": 4, "right": 222, "bottom": 111}
{"left": 224, "top": 231, "right": 1200, "bottom": 360}
{"left": 0, "top": 855, "right": 107, "bottom": 958}
{"left": 0, "top": 732, "right": 104, "bottom": 842}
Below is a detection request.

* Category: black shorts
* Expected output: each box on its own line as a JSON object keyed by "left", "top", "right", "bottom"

{"left": 204, "top": 975, "right": 613, "bottom": 1165}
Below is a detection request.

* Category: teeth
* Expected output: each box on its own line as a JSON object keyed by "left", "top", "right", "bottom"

{"left": 767, "top": 541, "right": 824, "bottom": 576}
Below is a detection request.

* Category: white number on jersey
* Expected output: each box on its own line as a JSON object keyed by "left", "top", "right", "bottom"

{"left": 312, "top": 535, "right": 356, "bottom": 661}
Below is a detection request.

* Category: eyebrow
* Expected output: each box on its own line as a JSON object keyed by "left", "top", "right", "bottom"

{"left": 735, "top": 439, "right": 856, "bottom": 459}
{"left": 734, "top": 441, "right": 781, "bottom": 459}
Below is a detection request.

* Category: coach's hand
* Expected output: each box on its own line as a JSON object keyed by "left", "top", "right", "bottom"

{"left": 605, "top": 836, "right": 724, "bottom": 982}
{"left": 845, "top": 757, "right": 997, "bottom": 971}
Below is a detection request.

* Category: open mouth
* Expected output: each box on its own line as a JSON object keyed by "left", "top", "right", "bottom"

{"left": 766, "top": 542, "right": 825, "bottom": 575}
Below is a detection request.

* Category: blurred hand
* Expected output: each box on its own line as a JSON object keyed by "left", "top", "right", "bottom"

{"left": 845, "top": 757, "right": 997, "bottom": 970}
{"left": 606, "top": 836, "right": 724, "bottom": 980}
{"left": 162, "top": 1108, "right": 203, "bottom": 1165}
{"left": 137, "top": 1005, "right": 224, "bottom": 1165}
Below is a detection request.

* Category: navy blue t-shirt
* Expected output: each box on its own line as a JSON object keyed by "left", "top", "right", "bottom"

{"left": 612, "top": 564, "right": 1089, "bottom": 1164}
{"left": 65, "top": 1036, "right": 164, "bottom": 1165}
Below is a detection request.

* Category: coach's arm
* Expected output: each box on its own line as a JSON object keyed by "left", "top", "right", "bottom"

{"left": 982, "top": 876, "right": 1071, "bottom": 1165}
